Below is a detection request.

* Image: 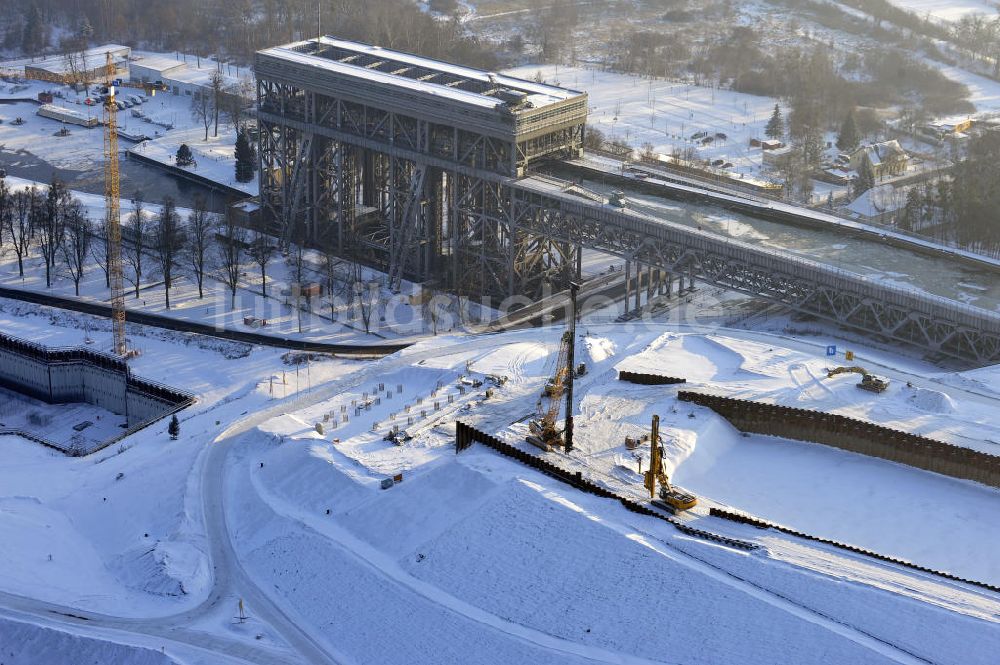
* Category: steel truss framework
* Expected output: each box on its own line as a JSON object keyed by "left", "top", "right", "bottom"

{"left": 254, "top": 42, "right": 999, "bottom": 363}
{"left": 510, "top": 183, "right": 1000, "bottom": 363}
{"left": 256, "top": 74, "right": 583, "bottom": 297}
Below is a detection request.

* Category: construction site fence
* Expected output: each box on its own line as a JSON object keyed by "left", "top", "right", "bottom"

{"left": 454, "top": 421, "right": 758, "bottom": 551}
{"left": 677, "top": 391, "right": 1000, "bottom": 490}
{"left": 617, "top": 371, "right": 686, "bottom": 385}
{"left": 709, "top": 507, "right": 1000, "bottom": 593}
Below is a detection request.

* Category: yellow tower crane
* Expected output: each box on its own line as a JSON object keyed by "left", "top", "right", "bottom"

{"left": 102, "top": 52, "right": 127, "bottom": 356}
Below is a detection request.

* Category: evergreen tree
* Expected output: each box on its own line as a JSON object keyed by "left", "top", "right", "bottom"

{"left": 168, "top": 414, "right": 180, "bottom": 440}
{"left": 21, "top": 3, "right": 45, "bottom": 55}
{"left": 234, "top": 129, "right": 255, "bottom": 183}
{"left": 764, "top": 104, "right": 784, "bottom": 140}
{"left": 836, "top": 109, "right": 860, "bottom": 152}
{"left": 853, "top": 161, "right": 875, "bottom": 198}
{"left": 898, "top": 188, "right": 922, "bottom": 231}
{"left": 176, "top": 144, "right": 194, "bottom": 167}
{"left": 77, "top": 16, "right": 94, "bottom": 45}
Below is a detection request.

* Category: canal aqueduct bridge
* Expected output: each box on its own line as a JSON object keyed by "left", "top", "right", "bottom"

{"left": 255, "top": 38, "right": 1000, "bottom": 363}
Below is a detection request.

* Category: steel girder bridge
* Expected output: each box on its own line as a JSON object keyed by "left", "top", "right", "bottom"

{"left": 510, "top": 177, "right": 1000, "bottom": 364}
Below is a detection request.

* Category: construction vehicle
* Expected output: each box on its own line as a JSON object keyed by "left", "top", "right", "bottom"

{"left": 608, "top": 190, "right": 628, "bottom": 208}
{"left": 102, "top": 52, "right": 128, "bottom": 356}
{"left": 529, "top": 328, "right": 572, "bottom": 450}
{"left": 383, "top": 429, "right": 412, "bottom": 445}
{"left": 527, "top": 283, "right": 580, "bottom": 452}
{"left": 645, "top": 415, "right": 698, "bottom": 512}
{"left": 486, "top": 374, "right": 509, "bottom": 387}
{"left": 827, "top": 366, "right": 889, "bottom": 393}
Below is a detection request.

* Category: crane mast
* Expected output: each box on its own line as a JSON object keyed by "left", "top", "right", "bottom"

{"left": 103, "top": 52, "right": 127, "bottom": 356}
{"left": 527, "top": 282, "right": 580, "bottom": 452}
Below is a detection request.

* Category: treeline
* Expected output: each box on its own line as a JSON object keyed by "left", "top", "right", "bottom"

{"left": 897, "top": 132, "right": 1000, "bottom": 252}
{"left": 692, "top": 27, "right": 972, "bottom": 121}
{"left": 3, "top": 0, "right": 499, "bottom": 69}
{"left": 0, "top": 177, "right": 257, "bottom": 308}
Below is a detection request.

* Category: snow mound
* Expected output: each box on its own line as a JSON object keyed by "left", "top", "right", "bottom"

{"left": 583, "top": 335, "right": 616, "bottom": 364}
{"left": 906, "top": 386, "right": 956, "bottom": 414}
{"left": 112, "top": 540, "right": 208, "bottom": 596}
{"left": 615, "top": 332, "right": 709, "bottom": 380}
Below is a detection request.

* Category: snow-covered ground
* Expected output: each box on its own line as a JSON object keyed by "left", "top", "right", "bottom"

{"left": 0, "top": 50, "right": 250, "bottom": 195}
{"left": 504, "top": 64, "right": 780, "bottom": 180}
{"left": 884, "top": 0, "right": 998, "bottom": 22}
{"left": 931, "top": 59, "right": 1000, "bottom": 114}
{"left": 237, "top": 324, "right": 1000, "bottom": 664}
{"left": 0, "top": 298, "right": 998, "bottom": 664}
{"left": 129, "top": 126, "right": 257, "bottom": 196}
{"left": 0, "top": 98, "right": 107, "bottom": 172}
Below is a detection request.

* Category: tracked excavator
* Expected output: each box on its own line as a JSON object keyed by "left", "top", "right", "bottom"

{"left": 645, "top": 414, "right": 698, "bottom": 512}
{"left": 827, "top": 366, "right": 890, "bottom": 393}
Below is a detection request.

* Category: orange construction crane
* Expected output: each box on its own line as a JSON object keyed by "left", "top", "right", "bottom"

{"left": 102, "top": 51, "right": 127, "bottom": 356}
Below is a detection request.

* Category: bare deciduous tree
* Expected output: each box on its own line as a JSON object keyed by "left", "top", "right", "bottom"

{"left": 0, "top": 180, "right": 11, "bottom": 262}
{"left": 186, "top": 196, "right": 213, "bottom": 299}
{"left": 210, "top": 70, "right": 225, "bottom": 137}
{"left": 90, "top": 222, "right": 110, "bottom": 289}
{"left": 191, "top": 90, "right": 213, "bottom": 142}
{"left": 216, "top": 211, "right": 246, "bottom": 308}
{"left": 153, "top": 196, "right": 184, "bottom": 309}
{"left": 351, "top": 261, "right": 382, "bottom": 334}
{"left": 249, "top": 229, "right": 276, "bottom": 297}
{"left": 4, "top": 187, "right": 34, "bottom": 278}
{"left": 221, "top": 79, "right": 253, "bottom": 131}
{"left": 37, "top": 178, "right": 70, "bottom": 289}
{"left": 124, "top": 193, "right": 148, "bottom": 299}
{"left": 61, "top": 201, "right": 91, "bottom": 296}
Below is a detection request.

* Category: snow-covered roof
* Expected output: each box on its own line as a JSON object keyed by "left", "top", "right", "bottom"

{"left": 258, "top": 37, "right": 582, "bottom": 112}
{"left": 854, "top": 140, "right": 906, "bottom": 167}
{"left": 20, "top": 44, "right": 130, "bottom": 74}
{"left": 847, "top": 183, "right": 907, "bottom": 218}
{"left": 129, "top": 55, "right": 187, "bottom": 76}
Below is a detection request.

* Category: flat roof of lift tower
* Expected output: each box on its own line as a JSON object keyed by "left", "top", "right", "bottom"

{"left": 257, "top": 37, "right": 584, "bottom": 112}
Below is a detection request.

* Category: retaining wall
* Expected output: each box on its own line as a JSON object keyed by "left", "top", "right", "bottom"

{"left": 709, "top": 507, "right": 1000, "bottom": 593}
{"left": 455, "top": 420, "right": 999, "bottom": 593}
{"left": 0, "top": 332, "right": 194, "bottom": 455}
{"left": 455, "top": 421, "right": 758, "bottom": 551}
{"left": 678, "top": 391, "right": 1000, "bottom": 489}
{"left": 617, "top": 371, "right": 686, "bottom": 385}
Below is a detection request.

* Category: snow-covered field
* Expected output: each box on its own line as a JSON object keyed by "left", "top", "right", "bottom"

{"left": 884, "top": 0, "right": 999, "bottom": 22}
{"left": 1, "top": 42, "right": 999, "bottom": 665}
{"left": 931, "top": 59, "right": 1000, "bottom": 114}
{"left": 504, "top": 65, "right": 780, "bottom": 179}
{"left": 236, "top": 324, "right": 1000, "bottom": 664}
{"left": 0, "top": 98, "right": 107, "bottom": 172}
